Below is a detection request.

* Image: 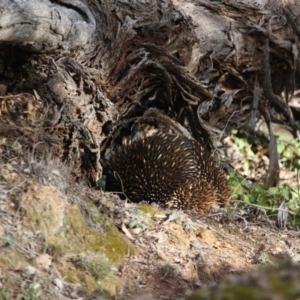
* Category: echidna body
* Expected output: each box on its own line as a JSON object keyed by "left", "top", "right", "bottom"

{"left": 104, "top": 132, "right": 231, "bottom": 212}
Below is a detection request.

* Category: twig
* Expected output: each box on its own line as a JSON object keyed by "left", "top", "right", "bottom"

{"left": 232, "top": 199, "right": 299, "bottom": 216}
{"left": 114, "top": 171, "right": 129, "bottom": 205}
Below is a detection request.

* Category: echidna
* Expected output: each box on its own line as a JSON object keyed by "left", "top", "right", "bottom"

{"left": 104, "top": 131, "right": 231, "bottom": 212}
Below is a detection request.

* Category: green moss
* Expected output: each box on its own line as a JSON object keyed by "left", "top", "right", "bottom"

{"left": 0, "top": 287, "right": 12, "bottom": 300}
{"left": 77, "top": 271, "right": 99, "bottom": 293}
{"left": 188, "top": 285, "right": 269, "bottom": 300}
{"left": 73, "top": 251, "right": 112, "bottom": 280}
{"left": 137, "top": 205, "right": 163, "bottom": 215}
{"left": 65, "top": 266, "right": 119, "bottom": 296}
{"left": 187, "top": 262, "right": 300, "bottom": 300}
{"left": 47, "top": 203, "right": 135, "bottom": 294}
{"left": 65, "top": 269, "right": 99, "bottom": 293}
{"left": 65, "top": 271, "right": 77, "bottom": 284}
{"left": 268, "top": 273, "right": 300, "bottom": 297}
{"left": 48, "top": 244, "right": 64, "bottom": 260}
{"left": 13, "top": 195, "right": 135, "bottom": 296}
{"left": 60, "top": 204, "right": 135, "bottom": 262}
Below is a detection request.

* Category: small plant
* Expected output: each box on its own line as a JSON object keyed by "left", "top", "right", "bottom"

{"left": 74, "top": 251, "right": 112, "bottom": 280}
{"left": 97, "top": 177, "right": 106, "bottom": 190}
{"left": 48, "top": 244, "right": 64, "bottom": 259}
{"left": 160, "top": 263, "right": 177, "bottom": 278}
{"left": 183, "top": 222, "right": 196, "bottom": 231}
{"left": 125, "top": 207, "right": 143, "bottom": 215}
{"left": 17, "top": 283, "right": 40, "bottom": 300}
{"left": 128, "top": 220, "right": 148, "bottom": 231}
{"left": 0, "top": 234, "right": 15, "bottom": 249}
{"left": 229, "top": 127, "right": 300, "bottom": 225}
{"left": 228, "top": 172, "right": 300, "bottom": 225}
{"left": 276, "top": 134, "right": 300, "bottom": 171}
{"left": 228, "top": 171, "right": 253, "bottom": 203}
{"left": 257, "top": 252, "right": 272, "bottom": 264}
{"left": 0, "top": 287, "right": 12, "bottom": 300}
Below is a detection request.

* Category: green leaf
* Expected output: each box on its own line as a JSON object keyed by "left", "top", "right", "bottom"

{"left": 267, "top": 187, "right": 279, "bottom": 196}
{"left": 281, "top": 188, "right": 291, "bottom": 201}
{"left": 236, "top": 137, "right": 247, "bottom": 149}
{"left": 289, "top": 139, "right": 298, "bottom": 146}
{"left": 288, "top": 201, "right": 300, "bottom": 213}
{"left": 277, "top": 142, "right": 285, "bottom": 155}
{"left": 283, "top": 149, "right": 293, "bottom": 159}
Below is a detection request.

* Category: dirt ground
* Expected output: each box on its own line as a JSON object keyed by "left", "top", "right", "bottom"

{"left": 0, "top": 131, "right": 299, "bottom": 300}
{"left": 104, "top": 131, "right": 300, "bottom": 300}
{"left": 97, "top": 194, "right": 300, "bottom": 300}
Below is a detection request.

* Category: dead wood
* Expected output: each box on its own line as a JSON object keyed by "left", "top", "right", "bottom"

{"left": 0, "top": 0, "right": 96, "bottom": 52}
{"left": 0, "top": 0, "right": 299, "bottom": 185}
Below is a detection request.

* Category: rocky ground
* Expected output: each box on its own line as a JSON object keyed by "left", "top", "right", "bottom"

{"left": 0, "top": 127, "right": 299, "bottom": 300}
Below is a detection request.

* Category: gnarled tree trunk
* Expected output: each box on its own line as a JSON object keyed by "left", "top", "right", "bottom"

{"left": 0, "top": 0, "right": 299, "bottom": 187}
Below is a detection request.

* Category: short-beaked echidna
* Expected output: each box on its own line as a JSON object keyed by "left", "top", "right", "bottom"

{"left": 104, "top": 132, "right": 231, "bottom": 212}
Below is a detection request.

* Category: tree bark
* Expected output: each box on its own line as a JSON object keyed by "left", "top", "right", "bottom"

{"left": 0, "top": 0, "right": 299, "bottom": 185}
{"left": 0, "top": 0, "right": 96, "bottom": 52}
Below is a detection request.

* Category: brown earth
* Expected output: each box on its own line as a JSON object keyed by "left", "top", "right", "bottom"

{"left": 0, "top": 134, "right": 299, "bottom": 300}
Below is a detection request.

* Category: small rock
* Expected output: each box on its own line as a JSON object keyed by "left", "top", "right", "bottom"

{"left": 196, "top": 228, "right": 218, "bottom": 244}
{"left": 35, "top": 253, "right": 52, "bottom": 270}
{"left": 54, "top": 278, "right": 64, "bottom": 291}
{"left": 131, "top": 227, "right": 142, "bottom": 234}
{"left": 22, "top": 266, "right": 37, "bottom": 277}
